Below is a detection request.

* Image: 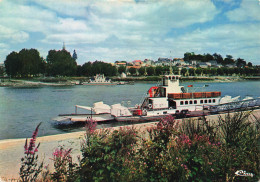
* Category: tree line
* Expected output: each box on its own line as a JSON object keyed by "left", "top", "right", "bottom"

{"left": 119, "top": 66, "right": 259, "bottom": 77}
{"left": 184, "top": 52, "right": 252, "bottom": 67}
{"left": 3, "top": 49, "right": 259, "bottom": 78}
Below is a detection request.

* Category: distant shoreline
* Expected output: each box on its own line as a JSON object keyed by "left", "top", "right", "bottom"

{"left": 0, "top": 76, "right": 260, "bottom": 87}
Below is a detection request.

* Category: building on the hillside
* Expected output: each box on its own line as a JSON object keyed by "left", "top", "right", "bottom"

{"left": 143, "top": 59, "right": 154, "bottom": 67}
{"left": 197, "top": 62, "right": 209, "bottom": 68}
{"left": 127, "top": 65, "right": 141, "bottom": 69}
{"left": 133, "top": 60, "right": 143, "bottom": 66}
{"left": 191, "top": 60, "right": 198, "bottom": 66}
{"left": 225, "top": 64, "right": 236, "bottom": 68}
{"left": 115, "top": 61, "right": 127, "bottom": 67}
{"left": 173, "top": 58, "right": 187, "bottom": 66}
{"left": 155, "top": 58, "right": 172, "bottom": 66}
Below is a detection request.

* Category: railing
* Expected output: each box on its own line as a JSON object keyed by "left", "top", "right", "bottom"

{"left": 168, "top": 92, "right": 221, "bottom": 99}
{"left": 209, "top": 98, "right": 260, "bottom": 113}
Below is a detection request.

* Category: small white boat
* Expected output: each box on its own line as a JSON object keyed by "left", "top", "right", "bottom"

{"left": 55, "top": 103, "right": 115, "bottom": 123}
{"left": 82, "top": 74, "right": 117, "bottom": 85}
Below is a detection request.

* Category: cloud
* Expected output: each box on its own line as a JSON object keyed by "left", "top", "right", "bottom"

{"left": 31, "top": 0, "right": 91, "bottom": 17}
{"left": 2, "top": 0, "right": 259, "bottom": 65}
{"left": 165, "top": 23, "right": 260, "bottom": 62}
{"left": 0, "top": 25, "right": 29, "bottom": 43}
{"left": 226, "top": 0, "right": 260, "bottom": 21}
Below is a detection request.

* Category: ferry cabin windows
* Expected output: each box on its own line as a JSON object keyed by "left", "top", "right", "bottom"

{"left": 179, "top": 99, "right": 216, "bottom": 106}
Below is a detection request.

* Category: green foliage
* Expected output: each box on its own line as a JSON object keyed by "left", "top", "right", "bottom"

{"left": 188, "top": 68, "right": 195, "bottom": 76}
{"left": 181, "top": 68, "right": 187, "bottom": 76}
{"left": 4, "top": 49, "right": 44, "bottom": 77}
{"left": 195, "top": 67, "right": 202, "bottom": 76}
{"left": 46, "top": 49, "right": 77, "bottom": 76}
{"left": 138, "top": 67, "right": 145, "bottom": 76}
{"left": 118, "top": 65, "right": 126, "bottom": 74}
{"left": 146, "top": 66, "right": 155, "bottom": 76}
{"left": 51, "top": 146, "right": 78, "bottom": 182}
{"left": 129, "top": 67, "right": 137, "bottom": 75}
{"left": 79, "top": 126, "right": 139, "bottom": 181}
{"left": 21, "top": 112, "right": 259, "bottom": 181}
{"left": 80, "top": 61, "right": 117, "bottom": 77}
{"left": 155, "top": 66, "right": 163, "bottom": 76}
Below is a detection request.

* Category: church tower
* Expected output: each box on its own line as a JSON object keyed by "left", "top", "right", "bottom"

{"left": 62, "top": 42, "right": 66, "bottom": 50}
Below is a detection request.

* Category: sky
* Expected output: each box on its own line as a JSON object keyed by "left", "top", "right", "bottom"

{"left": 0, "top": 0, "right": 259, "bottom": 65}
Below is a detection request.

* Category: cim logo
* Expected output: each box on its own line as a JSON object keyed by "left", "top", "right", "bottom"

{"left": 235, "top": 170, "right": 254, "bottom": 177}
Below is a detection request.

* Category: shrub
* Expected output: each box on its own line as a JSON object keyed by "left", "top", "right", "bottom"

{"left": 51, "top": 146, "right": 78, "bottom": 182}
{"left": 79, "top": 124, "right": 139, "bottom": 181}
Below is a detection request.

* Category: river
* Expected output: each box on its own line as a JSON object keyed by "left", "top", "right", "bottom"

{"left": 0, "top": 80, "right": 259, "bottom": 140}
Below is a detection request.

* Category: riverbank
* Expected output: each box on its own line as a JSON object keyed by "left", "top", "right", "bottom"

{"left": 1, "top": 109, "right": 259, "bottom": 180}
{"left": 1, "top": 76, "right": 259, "bottom": 87}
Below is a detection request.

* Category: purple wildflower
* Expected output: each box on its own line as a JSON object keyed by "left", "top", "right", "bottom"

{"left": 24, "top": 123, "right": 42, "bottom": 155}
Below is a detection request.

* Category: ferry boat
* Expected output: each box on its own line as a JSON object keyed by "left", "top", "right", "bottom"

{"left": 54, "top": 73, "right": 260, "bottom": 123}
{"left": 82, "top": 74, "right": 117, "bottom": 85}
{"left": 115, "top": 74, "right": 222, "bottom": 122}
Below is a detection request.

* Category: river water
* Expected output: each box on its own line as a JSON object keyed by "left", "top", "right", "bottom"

{"left": 0, "top": 80, "right": 259, "bottom": 140}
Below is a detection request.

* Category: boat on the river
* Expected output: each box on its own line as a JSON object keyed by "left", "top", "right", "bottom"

{"left": 115, "top": 73, "right": 222, "bottom": 122}
{"left": 55, "top": 73, "right": 260, "bottom": 123}
{"left": 82, "top": 74, "right": 117, "bottom": 85}
{"left": 55, "top": 103, "right": 116, "bottom": 123}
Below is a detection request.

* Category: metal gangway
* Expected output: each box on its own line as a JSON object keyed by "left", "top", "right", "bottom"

{"left": 209, "top": 98, "right": 260, "bottom": 113}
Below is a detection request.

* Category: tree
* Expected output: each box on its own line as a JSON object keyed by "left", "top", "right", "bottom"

{"left": 129, "top": 67, "right": 136, "bottom": 75}
{"left": 81, "top": 62, "right": 92, "bottom": 76}
{"left": 19, "top": 48, "right": 42, "bottom": 77}
{"left": 236, "top": 58, "right": 246, "bottom": 68}
{"left": 181, "top": 68, "right": 187, "bottom": 76}
{"left": 195, "top": 68, "right": 202, "bottom": 76}
{"left": 76, "top": 65, "right": 83, "bottom": 76}
{"left": 213, "top": 53, "right": 223, "bottom": 64}
{"left": 155, "top": 66, "right": 163, "bottom": 76}
{"left": 204, "top": 53, "right": 214, "bottom": 62}
{"left": 188, "top": 68, "right": 195, "bottom": 76}
{"left": 138, "top": 67, "right": 145, "bottom": 76}
{"left": 210, "top": 68, "right": 217, "bottom": 76}
{"left": 4, "top": 51, "right": 20, "bottom": 77}
{"left": 223, "top": 55, "right": 234, "bottom": 65}
{"left": 46, "top": 49, "right": 77, "bottom": 76}
{"left": 146, "top": 67, "right": 155, "bottom": 76}
{"left": 217, "top": 68, "right": 224, "bottom": 75}
{"left": 203, "top": 68, "right": 211, "bottom": 76}
{"left": 118, "top": 66, "right": 126, "bottom": 74}
{"left": 247, "top": 62, "right": 253, "bottom": 67}
{"left": 4, "top": 49, "right": 43, "bottom": 77}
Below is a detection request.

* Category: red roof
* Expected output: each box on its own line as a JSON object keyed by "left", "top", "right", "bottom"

{"left": 133, "top": 60, "right": 142, "bottom": 62}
